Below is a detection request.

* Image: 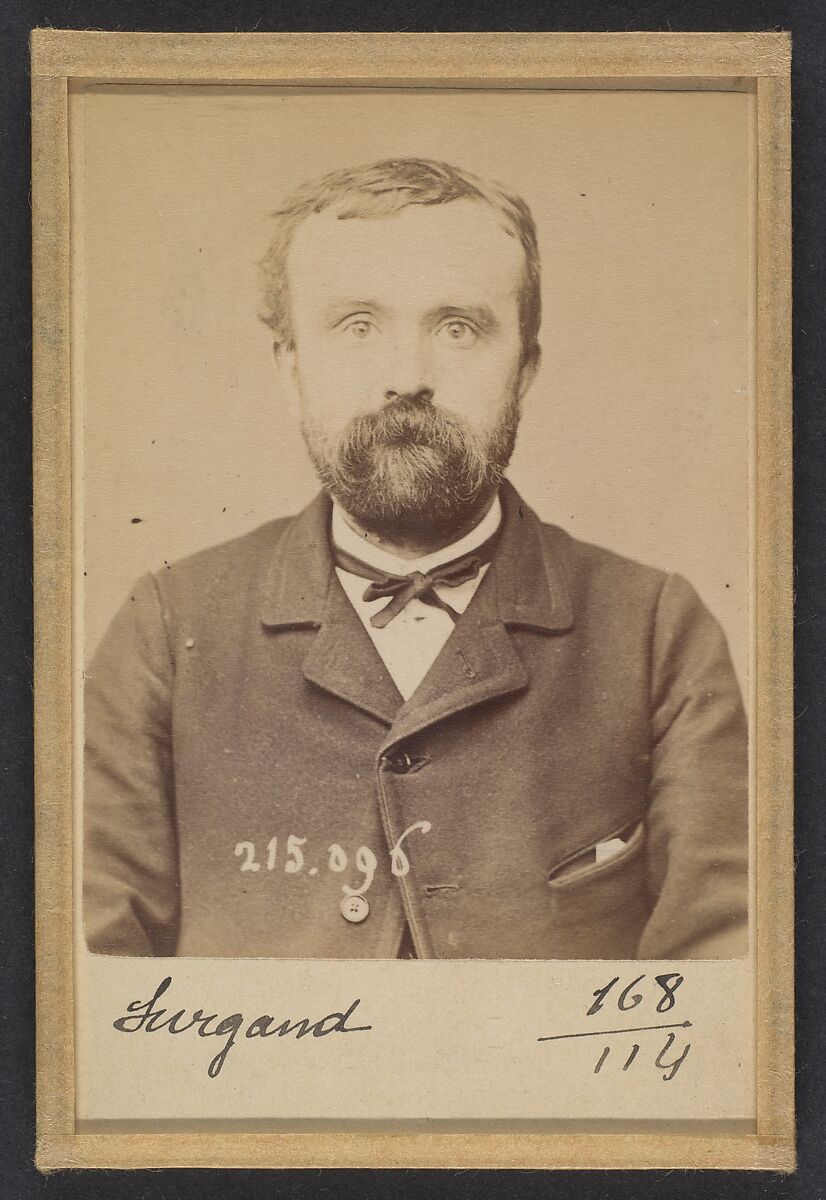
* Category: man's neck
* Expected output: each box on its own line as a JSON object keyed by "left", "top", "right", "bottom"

{"left": 336, "top": 489, "right": 499, "bottom": 562}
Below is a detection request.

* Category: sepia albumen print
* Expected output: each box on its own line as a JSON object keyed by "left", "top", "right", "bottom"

{"left": 80, "top": 88, "right": 750, "bottom": 962}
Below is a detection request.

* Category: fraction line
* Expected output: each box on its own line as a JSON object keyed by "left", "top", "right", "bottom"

{"left": 537, "top": 1020, "right": 692, "bottom": 1042}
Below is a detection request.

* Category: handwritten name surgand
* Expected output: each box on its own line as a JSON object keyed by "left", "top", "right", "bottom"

{"left": 113, "top": 976, "right": 372, "bottom": 1078}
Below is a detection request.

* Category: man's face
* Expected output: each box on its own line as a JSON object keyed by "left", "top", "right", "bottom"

{"left": 277, "top": 198, "right": 538, "bottom": 539}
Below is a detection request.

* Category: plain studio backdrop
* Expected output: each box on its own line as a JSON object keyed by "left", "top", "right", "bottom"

{"left": 73, "top": 85, "right": 751, "bottom": 691}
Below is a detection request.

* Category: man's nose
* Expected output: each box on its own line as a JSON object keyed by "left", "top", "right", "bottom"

{"left": 383, "top": 337, "right": 434, "bottom": 404}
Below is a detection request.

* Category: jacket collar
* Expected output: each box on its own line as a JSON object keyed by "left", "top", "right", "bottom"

{"left": 259, "top": 478, "right": 574, "bottom": 635}
{"left": 259, "top": 489, "right": 334, "bottom": 629}
{"left": 491, "top": 478, "right": 574, "bottom": 632}
{"left": 259, "top": 480, "right": 574, "bottom": 733}
{"left": 259, "top": 491, "right": 405, "bottom": 724}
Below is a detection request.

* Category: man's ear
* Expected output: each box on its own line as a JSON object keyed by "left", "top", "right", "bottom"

{"left": 517, "top": 344, "right": 541, "bottom": 400}
{"left": 273, "top": 342, "right": 301, "bottom": 418}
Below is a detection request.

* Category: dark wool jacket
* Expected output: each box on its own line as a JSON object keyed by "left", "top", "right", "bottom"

{"left": 84, "top": 481, "right": 748, "bottom": 959}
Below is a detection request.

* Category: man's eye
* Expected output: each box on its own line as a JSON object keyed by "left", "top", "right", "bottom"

{"left": 439, "top": 320, "right": 478, "bottom": 346}
{"left": 344, "top": 320, "right": 375, "bottom": 339}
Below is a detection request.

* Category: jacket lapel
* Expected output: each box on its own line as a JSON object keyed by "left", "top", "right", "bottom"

{"left": 382, "top": 480, "right": 575, "bottom": 749}
{"left": 259, "top": 491, "right": 403, "bottom": 726}
{"left": 301, "top": 584, "right": 404, "bottom": 724}
{"left": 382, "top": 605, "right": 529, "bottom": 749}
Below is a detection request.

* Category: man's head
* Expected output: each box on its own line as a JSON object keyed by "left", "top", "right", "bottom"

{"left": 259, "top": 158, "right": 542, "bottom": 541}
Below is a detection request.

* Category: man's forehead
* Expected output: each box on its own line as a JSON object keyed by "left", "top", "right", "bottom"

{"left": 286, "top": 198, "right": 525, "bottom": 299}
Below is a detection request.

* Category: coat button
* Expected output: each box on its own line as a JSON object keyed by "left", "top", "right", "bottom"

{"left": 385, "top": 751, "right": 413, "bottom": 774}
{"left": 340, "top": 895, "right": 370, "bottom": 924}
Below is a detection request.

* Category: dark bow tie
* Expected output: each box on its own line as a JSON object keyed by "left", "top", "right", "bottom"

{"left": 332, "top": 530, "right": 500, "bottom": 629}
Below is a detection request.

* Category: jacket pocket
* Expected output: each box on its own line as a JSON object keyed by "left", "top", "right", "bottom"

{"left": 547, "top": 819, "right": 645, "bottom": 891}
{"left": 545, "top": 820, "right": 649, "bottom": 958}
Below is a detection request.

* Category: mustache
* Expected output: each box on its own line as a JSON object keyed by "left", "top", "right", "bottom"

{"left": 338, "top": 397, "right": 476, "bottom": 456}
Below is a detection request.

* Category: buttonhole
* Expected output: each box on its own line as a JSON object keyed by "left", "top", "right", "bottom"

{"left": 424, "top": 883, "right": 460, "bottom": 897}
{"left": 457, "top": 650, "right": 476, "bottom": 679}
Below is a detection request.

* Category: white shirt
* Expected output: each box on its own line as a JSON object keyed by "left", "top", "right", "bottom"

{"left": 332, "top": 496, "right": 502, "bottom": 701}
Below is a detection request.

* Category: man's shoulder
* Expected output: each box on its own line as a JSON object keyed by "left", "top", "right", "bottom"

{"left": 155, "top": 514, "right": 296, "bottom": 599}
{"left": 532, "top": 515, "right": 720, "bottom": 643}
{"left": 537, "top": 517, "right": 669, "bottom": 599}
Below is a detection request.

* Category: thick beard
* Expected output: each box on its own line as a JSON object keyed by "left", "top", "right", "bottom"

{"left": 303, "top": 395, "right": 520, "bottom": 541}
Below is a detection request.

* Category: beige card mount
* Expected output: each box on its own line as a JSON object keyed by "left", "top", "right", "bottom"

{"left": 32, "top": 30, "right": 793, "bottom": 1171}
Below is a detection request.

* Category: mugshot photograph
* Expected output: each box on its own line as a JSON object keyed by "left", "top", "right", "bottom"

{"left": 82, "top": 157, "right": 748, "bottom": 961}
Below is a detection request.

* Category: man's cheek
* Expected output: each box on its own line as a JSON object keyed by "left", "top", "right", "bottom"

{"left": 436, "top": 361, "right": 513, "bottom": 416}
{"left": 305, "top": 349, "right": 376, "bottom": 397}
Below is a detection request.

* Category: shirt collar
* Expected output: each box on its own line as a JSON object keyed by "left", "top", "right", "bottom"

{"left": 331, "top": 494, "right": 503, "bottom": 577}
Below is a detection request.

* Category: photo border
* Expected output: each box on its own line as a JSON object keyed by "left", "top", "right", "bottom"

{"left": 31, "top": 29, "right": 793, "bottom": 1172}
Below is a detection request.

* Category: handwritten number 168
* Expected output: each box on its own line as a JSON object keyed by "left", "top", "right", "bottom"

{"left": 587, "top": 973, "right": 684, "bottom": 1016}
